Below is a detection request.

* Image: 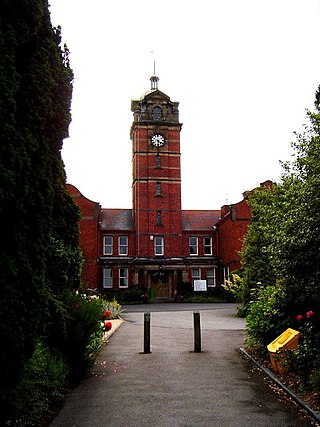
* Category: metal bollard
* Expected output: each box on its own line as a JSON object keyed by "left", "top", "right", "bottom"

{"left": 144, "top": 312, "right": 151, "bottom": 354}
{"left": 193, "top": 311, "right": 201, "bottom": 353}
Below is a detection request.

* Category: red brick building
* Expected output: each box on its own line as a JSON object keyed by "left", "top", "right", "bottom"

{"left": 68, "top": 76, "right": 270, "bottom": 297}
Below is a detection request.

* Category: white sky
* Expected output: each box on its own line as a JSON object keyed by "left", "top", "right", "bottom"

{"left": 49, "top": 0, "right": 320, "bottom": 210}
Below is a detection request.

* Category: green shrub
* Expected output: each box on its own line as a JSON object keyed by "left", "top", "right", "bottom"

{"left": 100, "top": 285, "right": 143, "bottom": 304}
{"left": 102, "top": 299, "right": 122, "bottom": 318}
{"left": 293, "top": 311, "right": 320, "bottom": 385}
{"left": 45, "top": 290, "right": 105, "bottom": 381}
{"left": 310, "top": 367, "right": 320, "bottom": 392}
{"left": 10, "top": 342, "right": 68, "bottom": 426}
{"left": 245, "top": 283, "right": 290, "bottom": 357}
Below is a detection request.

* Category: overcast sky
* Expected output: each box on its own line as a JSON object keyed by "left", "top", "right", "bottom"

{"left": 49, "top": 0, "right": 320, "bottom": 210}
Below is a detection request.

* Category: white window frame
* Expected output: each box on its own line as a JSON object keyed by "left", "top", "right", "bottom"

{"left": 206, "top": 268, "right": 216, "bottom": 287}
{"left": 102, "top": 268, "right": 112, "bottom": 288}
{"left": 192, "top": 268, "right": 201, "bottom": 286}
{"left": 204, "top": 237, "right": 213, "bottom": 255}
{"left": 118, "top": 235, "right": 128, "bottom": 256}
{"left": 189, "top": 236, "right": 198, "bottom": 255}
{"left": 119, "top": 268, "right": 128, "bottom": 288}
{"left": 154, "top": 236, "right": 164, "bottom": 256}
{"left": 223, "top": 266, "right": 230, "bottom": 286}
{"left": 103, "top": 235, "right": 113, "bottom": 255}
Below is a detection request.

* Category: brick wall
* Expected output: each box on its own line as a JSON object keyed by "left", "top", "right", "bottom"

{"left": 67, "top": 184, "right": 100, "bottom": 288}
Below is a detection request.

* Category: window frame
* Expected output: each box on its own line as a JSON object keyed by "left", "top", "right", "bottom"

{"left": 191, "top": 268, "right": 201, "bottom": 286}
{"left": 118, "top": 235, "right": 128, "bottom": 256}
{"left": 102, "top": 268, "right": 112, "bottom": 288}
{"left": 189, "top": 236, "right": 198, "bottom": 256}
{"left": 156, "top": 211, "right": 162, "bottom": 225}
{"left": 155, "top": 182, "right": 162, "bottom": 196}
{"left": 203, "top": 236, "right": 213, "bottom": 255}
{"left": 103, "top": 235, "right": 113, "bottom": 255}
{"left": 206, "top": 268, "right": 216, "bottom": 287}
{"left": 154, "top": 236, "right": 164, "bottom": 256}
{"left": 119, "top": 268, "right": 128, "bottom": 288}
{"left": 156, "top": 153, "right": 161, "bottom": 168}
{"left": 152, "top": 106, "right": 162, "bottom": 121}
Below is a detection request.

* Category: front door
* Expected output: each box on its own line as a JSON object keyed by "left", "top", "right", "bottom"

{"left": 150, "top": 270, "right": 169, "bottom": 297}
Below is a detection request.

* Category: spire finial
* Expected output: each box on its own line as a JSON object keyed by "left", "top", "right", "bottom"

{"left": 150, "top": 51, "right": 159, "bottom": 90}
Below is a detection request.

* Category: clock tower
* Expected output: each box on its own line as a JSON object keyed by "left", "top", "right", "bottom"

{"left": 130, "top": 75, "right": 183, "bottom": 262}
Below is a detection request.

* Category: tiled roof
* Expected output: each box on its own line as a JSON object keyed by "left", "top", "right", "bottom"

{"left": 182, "top": 210, "right": 221, "bottom": 231}
{"left": 100, "top": 209, "right": 134, "bottom": 231}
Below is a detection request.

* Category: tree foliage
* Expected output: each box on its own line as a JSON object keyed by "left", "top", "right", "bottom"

{"left": 0, "top": 0, "right": 82, "bottom": 416}
{"left": 241, "top": 86, "right": 320, "bottom": 346}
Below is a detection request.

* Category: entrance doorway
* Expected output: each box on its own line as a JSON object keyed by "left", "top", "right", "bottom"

{"left": 150, "top": 270, "right": 169, "bottom": 297}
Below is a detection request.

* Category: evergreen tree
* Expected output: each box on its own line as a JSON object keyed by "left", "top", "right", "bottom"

{"left": 0, "top": 0, "right": 82, "bottom": 416}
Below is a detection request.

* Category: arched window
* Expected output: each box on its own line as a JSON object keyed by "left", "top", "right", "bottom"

{"left": 152, "top": 106, "right": 162, "bottom": 121}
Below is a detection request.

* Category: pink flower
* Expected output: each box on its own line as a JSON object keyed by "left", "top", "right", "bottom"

{"left": 296, "top": 314, "right": 303, "bottom": 322}
{"left": 306, "top": 311, "right": 314, "bottom": 318}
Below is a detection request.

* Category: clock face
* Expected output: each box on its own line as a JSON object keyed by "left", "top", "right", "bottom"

{"left": 151, "top": 134, "right": 165, "bottom": 147}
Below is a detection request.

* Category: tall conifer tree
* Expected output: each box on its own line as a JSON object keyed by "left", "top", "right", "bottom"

{"left": 0, "top": 0, "right": 82, "bottom": 413}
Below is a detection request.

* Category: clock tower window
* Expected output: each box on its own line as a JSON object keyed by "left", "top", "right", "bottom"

{"left": 155, "top": 182, "right": 162, "bottom": 196}
{"left": 152, "top": 106, "right": 162, "bottom": 121}
{"left": 156, "top": 211, "right": 162, "bottom": 225}
{"left": 156, "top": 153, "right": 161, "bottom": 168}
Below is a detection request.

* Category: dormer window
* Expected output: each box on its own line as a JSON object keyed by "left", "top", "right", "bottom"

{"left": 152, "top": 106, "right": 162, "bottom": 121}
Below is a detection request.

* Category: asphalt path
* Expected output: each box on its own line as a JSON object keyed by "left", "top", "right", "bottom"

{"left": 50, "top": 303, "right": 314, "bottom": 426}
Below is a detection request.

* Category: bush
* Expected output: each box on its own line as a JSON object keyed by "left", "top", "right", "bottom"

{"left": 245, "top": 283, "right": 290, "bottom": 357}
{"left": 45, "top": 290, "right": 105, "bottom": 381}
{"left": 102, "top": 299, "right": 122, "bottom": 319}
{"left": 100, "top": 285, "right": 143, "bottom": 304}
{"left": 9, "top": 342, "right": 68, "bottom": 426}
{"left": 293, "top": 310, "right": 320, "bottom": 385}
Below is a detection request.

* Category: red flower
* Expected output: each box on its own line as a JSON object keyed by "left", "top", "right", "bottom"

{"left": 306, "top": 311, "right": 314, "bottom": 318}
{"left": 102, "top": 310, "right": 112, "bottom": 319}
{"left": 105, "top": 321, "right": 112, "bottom": 332}
{"left": 296, "top": 314, "right": 303, "bottom": 322}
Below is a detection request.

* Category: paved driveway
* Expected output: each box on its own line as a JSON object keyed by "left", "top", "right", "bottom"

{"left": 50, "top": 304, "right": 313, "bottom": 426}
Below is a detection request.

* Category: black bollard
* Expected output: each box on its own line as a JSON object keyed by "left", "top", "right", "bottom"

{"left": 144, "top": 312, "right": 151, "bottom": 354}
{"left": 193, "top": 311, "right": 201, "bottom": 353}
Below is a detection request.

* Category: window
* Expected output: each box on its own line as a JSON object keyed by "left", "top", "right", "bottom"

{"left": 152, "top": 106, "right": 162, "bottom": 121}
{"left": 154, "top": 236, "right": 164, "bottom": 255}
{"left": 119, "top": 268, "right": 128, "bottom": 288}
{"left": 204, "top": 237, "right": 213, "bottom": 255}
{"left": 118, "top": 236, "right": 128, "bottom": 255}
{"left": 192, "top": 268, "right": 201, "bottom": 285}
{"left": 189, "top": 237, "right": 198, "bottom": 255}
{"left": 103, "top": 236, "right": 113, "bottom": 255}
{"left": 156, "top": 211, "right": 162, "bottom": 225}
{"left": 224, "top": 266, "right": 230, "bottom": 286}
{"left": 156, "top": 153, "right": 161, "bottom": 168}
{"left": 102, "top": 268, "right": 112, "bottom": 288}
{"left": 206, "top": 268, "right": 216, "bottom": 287}
{"left": 155, "top": 182, "right": 162, "bottom": 196}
